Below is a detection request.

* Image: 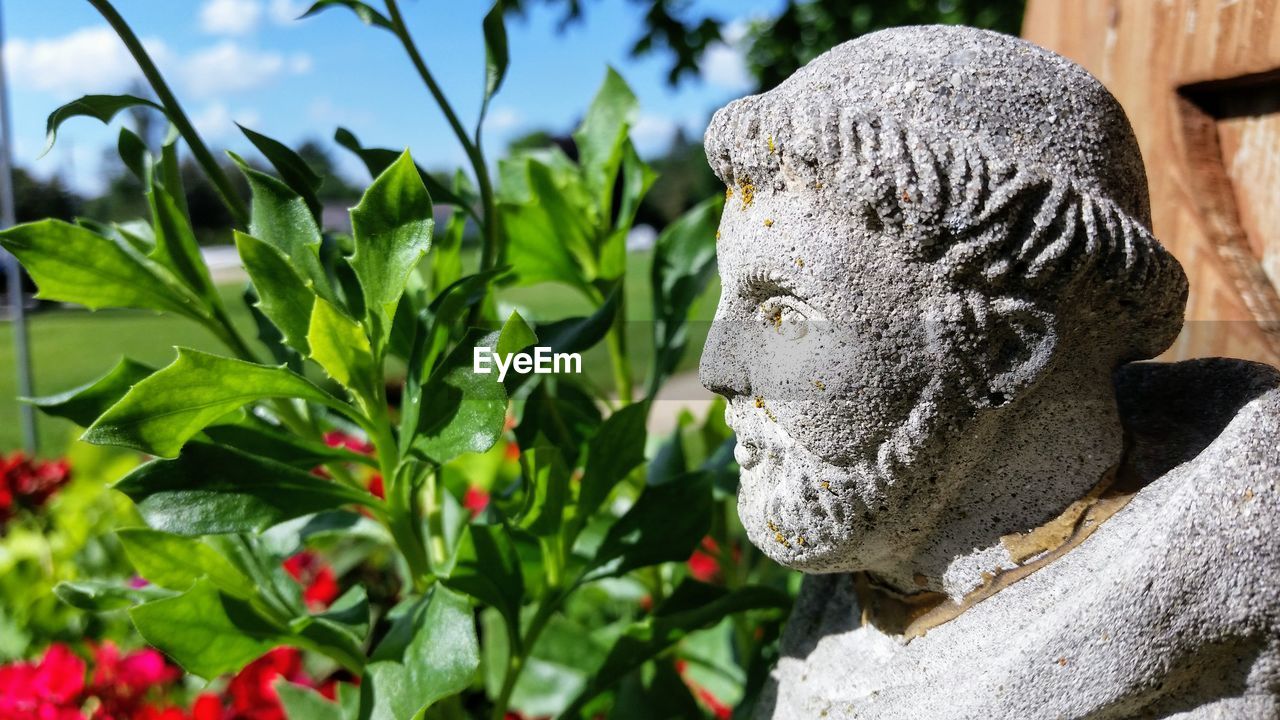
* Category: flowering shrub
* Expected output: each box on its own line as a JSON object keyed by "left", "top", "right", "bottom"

{"left": 2, "top": 0, "right": 798, "bottom": 717}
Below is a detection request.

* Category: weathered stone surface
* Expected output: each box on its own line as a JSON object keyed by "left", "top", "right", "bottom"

{"left": 699, "top": 25, "right": 1280, "bottom": 718}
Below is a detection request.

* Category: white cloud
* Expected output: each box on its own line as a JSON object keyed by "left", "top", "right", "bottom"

{"left": 485, "top": 107, "right": 522, "bottom": 132}
{"left": 2, "top": 27, "right": 167, "bottom": 96}
{"left": 200, "top": 0, "right": 264, "bottom": 36}
{"left": 702, "top": 20, "right": 753, "bottom": 91}
{"left": 191, "top": 102, "right": 261, "bottom": 139}
{"left": 630, "top": 113, "right": 678, "bottom": 157}
{"left": 179, "top": 42, "right": 312, "bottom": 97}
{"left": 268, "top": 0, "right": 310, "bottom": 24}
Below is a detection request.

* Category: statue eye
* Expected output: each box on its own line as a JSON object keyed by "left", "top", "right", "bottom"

{"left": 759, "top": 296, "right": 811, "bottom": 340}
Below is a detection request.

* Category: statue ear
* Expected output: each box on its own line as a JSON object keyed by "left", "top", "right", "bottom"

{"left": 981, "top": 297, "right": 1057, "bottom": 407}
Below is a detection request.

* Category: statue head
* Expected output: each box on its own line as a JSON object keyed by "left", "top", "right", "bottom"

{"left": 699, "top": 26, "right": 1188, "bottom": 577}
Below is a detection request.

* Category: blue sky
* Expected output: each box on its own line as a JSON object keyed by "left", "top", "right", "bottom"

{"left": 3, "top": 0, "right": 782, "bottom": 195}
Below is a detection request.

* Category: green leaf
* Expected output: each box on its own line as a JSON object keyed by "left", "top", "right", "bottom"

{"left": 349, "top": 150, "right": 433, "bottom": 332}
{"left": 308, "top": 297, "right": 379, "bottom": 405}
{"left": 480, "top": 1, "right": 510, "bottom": 125}
{"left": 496, "top": 310, "right": 538, "bottom": 358}
{"left": 239, "top": 124, "right": 322, "bottom": 219}
{"left": 599, "top": 141, "right": 656, "bottom": 280}
{"left": 564, "top": 581, "right": 791, "bottom": 716}
{"left": 157, "top": 130, "right": 189, "bottom": 219}
{"left": 278, "top": 681, "right": 345, "bottom": 720}
{"left": 301, "top": 0, "right": 394, "bottom": 30}
{"left": 203, "top": 417, "right": 371, "bottom": 470}
{"left": 573, "top": 68, "right": 638, "bottom": 215}
{"left": 130, "top": 578, "right": 287, "bottom": 679}
{"left": 149, "top": 181, "right": 217, "bottom": 300}
{"left": 232, "top": 152, "right": 330, "bottom": 297}
{"left": 362, "top": 587, "right": 479, "bottom": 720}
{"left": 0, "top": 219, "right": 204, "bottom": 318}
{"left": 54, "top": 580, "right": 172, "bottom": 612}
{"left": 501, "top": 155, "right": 595, "bottom": 288}
{"left": 312, "top": 586, "right": 371, "bottom": 645}
{"left": 236, "top": 230, "right": 315, "bottom": 355}
{"left": 648, "top": 195, "right": 723, "bottom": 396}
{"left": 117, "top": 528, "right": 257, "bottom": 597}
{"left": 518, "top": 447, "right": 570, "bottom": 538}
{"left": 444, "top": 524, "right": 524, "bottom": 637}
{"left": 411, "top": 330, "right": 507, "bottom": 464}
{"left": 117, "top": 127, "right": 150, "bottom": 182}
{"left": 43, "top": 94, "right": 163, "bottom": 155}
{"left": 583, "top": 472, "right": 711, "bottom": 582}
{"left": 83, "top": 348, "right": 341, "bottom": 457}
{"left": 577, "top": 401, "right": 649, "bottom": 521}
{"left": 334, "top": 127, "right": 472, "bottom": 212}
{"left": 27, "top": 358, "right": 154, "bottom": 427}
{"left": 116, "top": 443, "right": 376, "bottom": 535}
{"left": 513, "top": 381, "right": 601, "bottom": 467}
{"left": 535, "top": 286, "right": 620, "bottom": 355}
{"left": 430, "top": 173, "right": 469, "bottom": 293}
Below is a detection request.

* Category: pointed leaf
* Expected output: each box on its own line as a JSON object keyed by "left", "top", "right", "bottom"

{"left": 27, "top": 358, "right": 154, "bottom": 427}
{"left": 117, "top": 528, "right": 257, "bottom": 597}
{"left": 130, "top": 578, "right": 287, "bottom": 679}
{"left": 239, "top": 124, "right": 322, "bottom": 219}
{"left": 116, "top": 443, "right": 376, "bottom": 536}
{"left": 149, "top": 181, "right": 217, "bottom": 299}
{"left": 583, "top": 472, "right": 711, "bottom": 582}
{"left": 411, "top": 330, "right": 507, "bottom": 464}
{"left": 518, "top": 447, "right": 569, "bottom": 538}
{"left": 573, "top": 68, "right": 638, "bottom": 212}
{"left": 236, "top": 230, "right": 315, "bottom": 355}
{"left": 480, "top": 1, "right": 509, "bottom": 123}
{"left": 43, "top": 94, "right": 163, "bottom": 155}
{"left": 349, "top": 150, "right": 433, "bottom": 330}
{"left": 577, "top": 401, "right": 649, "bottom": 521}
{"left": 444, "top": 524, "right": 523, "bottom": 635}
{"left": 232, "top": 152, "right": 329, "bottom": 296}
{"left": 84, "top": 349, "right": 341, "bottom": 457}
{"left": 0, "top": 219, "right": 204, "bottom": 317}
{"left": 301, "top": 0, "right": 394, "bottom": 30}
{"left": 55, "top": 580, "right": 172, "bottom": 612}
{"left": 308, "top": 297, "right": 379, "bottom": 404}
{"left": 334, "top": 127, "right": 472, "bottom": 211}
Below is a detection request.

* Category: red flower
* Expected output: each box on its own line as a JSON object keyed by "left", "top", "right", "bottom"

{"left": 225, "top": 648, "right": 306, "bottom": 720}
{"left": 0, "top": 643, "right": 87, "bottom": 719}
{"left": 366, "top": 474, "right": 385, "bottom": 500}
{"left": 463, "top": 487, "right": 490, "bottom": 518}
{"left": 190, "top": 694, "right": 224, "bottom": 720}
{"left": 503, "top": 441, "right": 520, "bottom": 462}
{"left": 0, "top": 452, "right": 73, "bottom": 524}
{"left": 688, "top": 537, "right": 738, "bottom": 584}
{"left": 322, "top": 431, "right": 373, "bottom": 455}
{"left": 283, "top": 552, "right": 340, "bottom": 610}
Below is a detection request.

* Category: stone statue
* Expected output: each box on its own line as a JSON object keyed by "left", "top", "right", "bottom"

{"left": 699, "top": 25, "right": 1280, "bottom": 719}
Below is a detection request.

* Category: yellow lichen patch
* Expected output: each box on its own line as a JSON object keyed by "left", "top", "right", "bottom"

{"left": 767, "top": 135, "right": 776, "bottom": 154}
{"left": 738, "top": 179, "right": 755, "bottom": 209}
{"left": 725, "top": 186, "right": 734, "bottom": 202}
{"left": 763, "top": 218, "right": 774, "bottom": 228}
{"left": 795, "top": 257, "right": 805, "bottom": 267}
{"left": 813, "top": 379, "right": 825, "bottom": 390}
{"left": 796, "top": 536, "right": 806, "bottom": 546}
{"left": 820, "top": 481, "right": 831, "bottom": 491}
{"left": 1056, "top": 657, "right": 1068, "bottom": 667}
{"left": 754, "top": 396, "right": 765, "bottom": 409}
{"left": 774, "top": 532, "right": 790, "bottom": 547}
{"left": 1243, "top": 487, "right": 1255, "bottom": 501}
{"left": 715, "top": 230, "right": 721, "bottom": 240}
{"left": 814, "top": 181, "right": 825, "bottom": 189}
{"left": 766, "top": 519, "right": 778, "bottom": 532}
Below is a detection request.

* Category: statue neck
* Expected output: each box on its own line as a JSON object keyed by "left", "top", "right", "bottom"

{"left": 876, "top": 366, "right": 1127, "bottom": 602}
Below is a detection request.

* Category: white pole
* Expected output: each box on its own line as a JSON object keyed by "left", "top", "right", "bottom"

{"left": 0, "top": 0, "right": 37, "bottom": 454}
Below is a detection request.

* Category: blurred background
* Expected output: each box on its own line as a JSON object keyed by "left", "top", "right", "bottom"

{"left": 0, "top": 0, "right": 1022, "bottom": 453}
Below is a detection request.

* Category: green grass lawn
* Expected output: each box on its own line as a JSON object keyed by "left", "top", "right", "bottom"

{"left": 0, "top": 250, "right": 719, "bottom": 454}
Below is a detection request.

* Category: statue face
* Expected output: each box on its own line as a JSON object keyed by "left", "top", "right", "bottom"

{"left": 700, "top": 190, "right": 939, "bottom": 572}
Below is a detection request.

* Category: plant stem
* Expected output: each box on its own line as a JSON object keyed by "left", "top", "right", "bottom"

{"left": 606, "top": 289, "right": 634, "bottom": 405}
{"left": 384, "top": 0, "right": 501, "bottom": 275}
{"left": 86, "top": 0, "right": 250, "bottom": 228}
{"left": 422, "top": 467, "right": 448, "bottom": 569}
{"left": 491, "top": 596, "right": 559, "bottom": 720}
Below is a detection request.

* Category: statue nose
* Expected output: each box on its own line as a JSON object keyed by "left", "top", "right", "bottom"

{"left": 700, "top": 308, "right": 751, "bottom": 398}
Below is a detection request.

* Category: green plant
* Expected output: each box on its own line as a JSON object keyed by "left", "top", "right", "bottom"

{"left": 1, "top": 1, "right": 794, "bottom": 717}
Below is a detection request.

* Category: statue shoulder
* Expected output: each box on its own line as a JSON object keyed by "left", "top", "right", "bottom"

{"left": 1115, "top": 358, "right": 1280, "bottom": 482}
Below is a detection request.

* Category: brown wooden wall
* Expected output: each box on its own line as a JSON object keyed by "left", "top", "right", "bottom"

{"left": 1023, "top": 0, "right": 1280, "bottom": 365}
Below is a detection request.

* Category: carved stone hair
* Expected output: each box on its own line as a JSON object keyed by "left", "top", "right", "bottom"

{"left": 704, "top": 26, "right": 1189, "bottom": 363}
